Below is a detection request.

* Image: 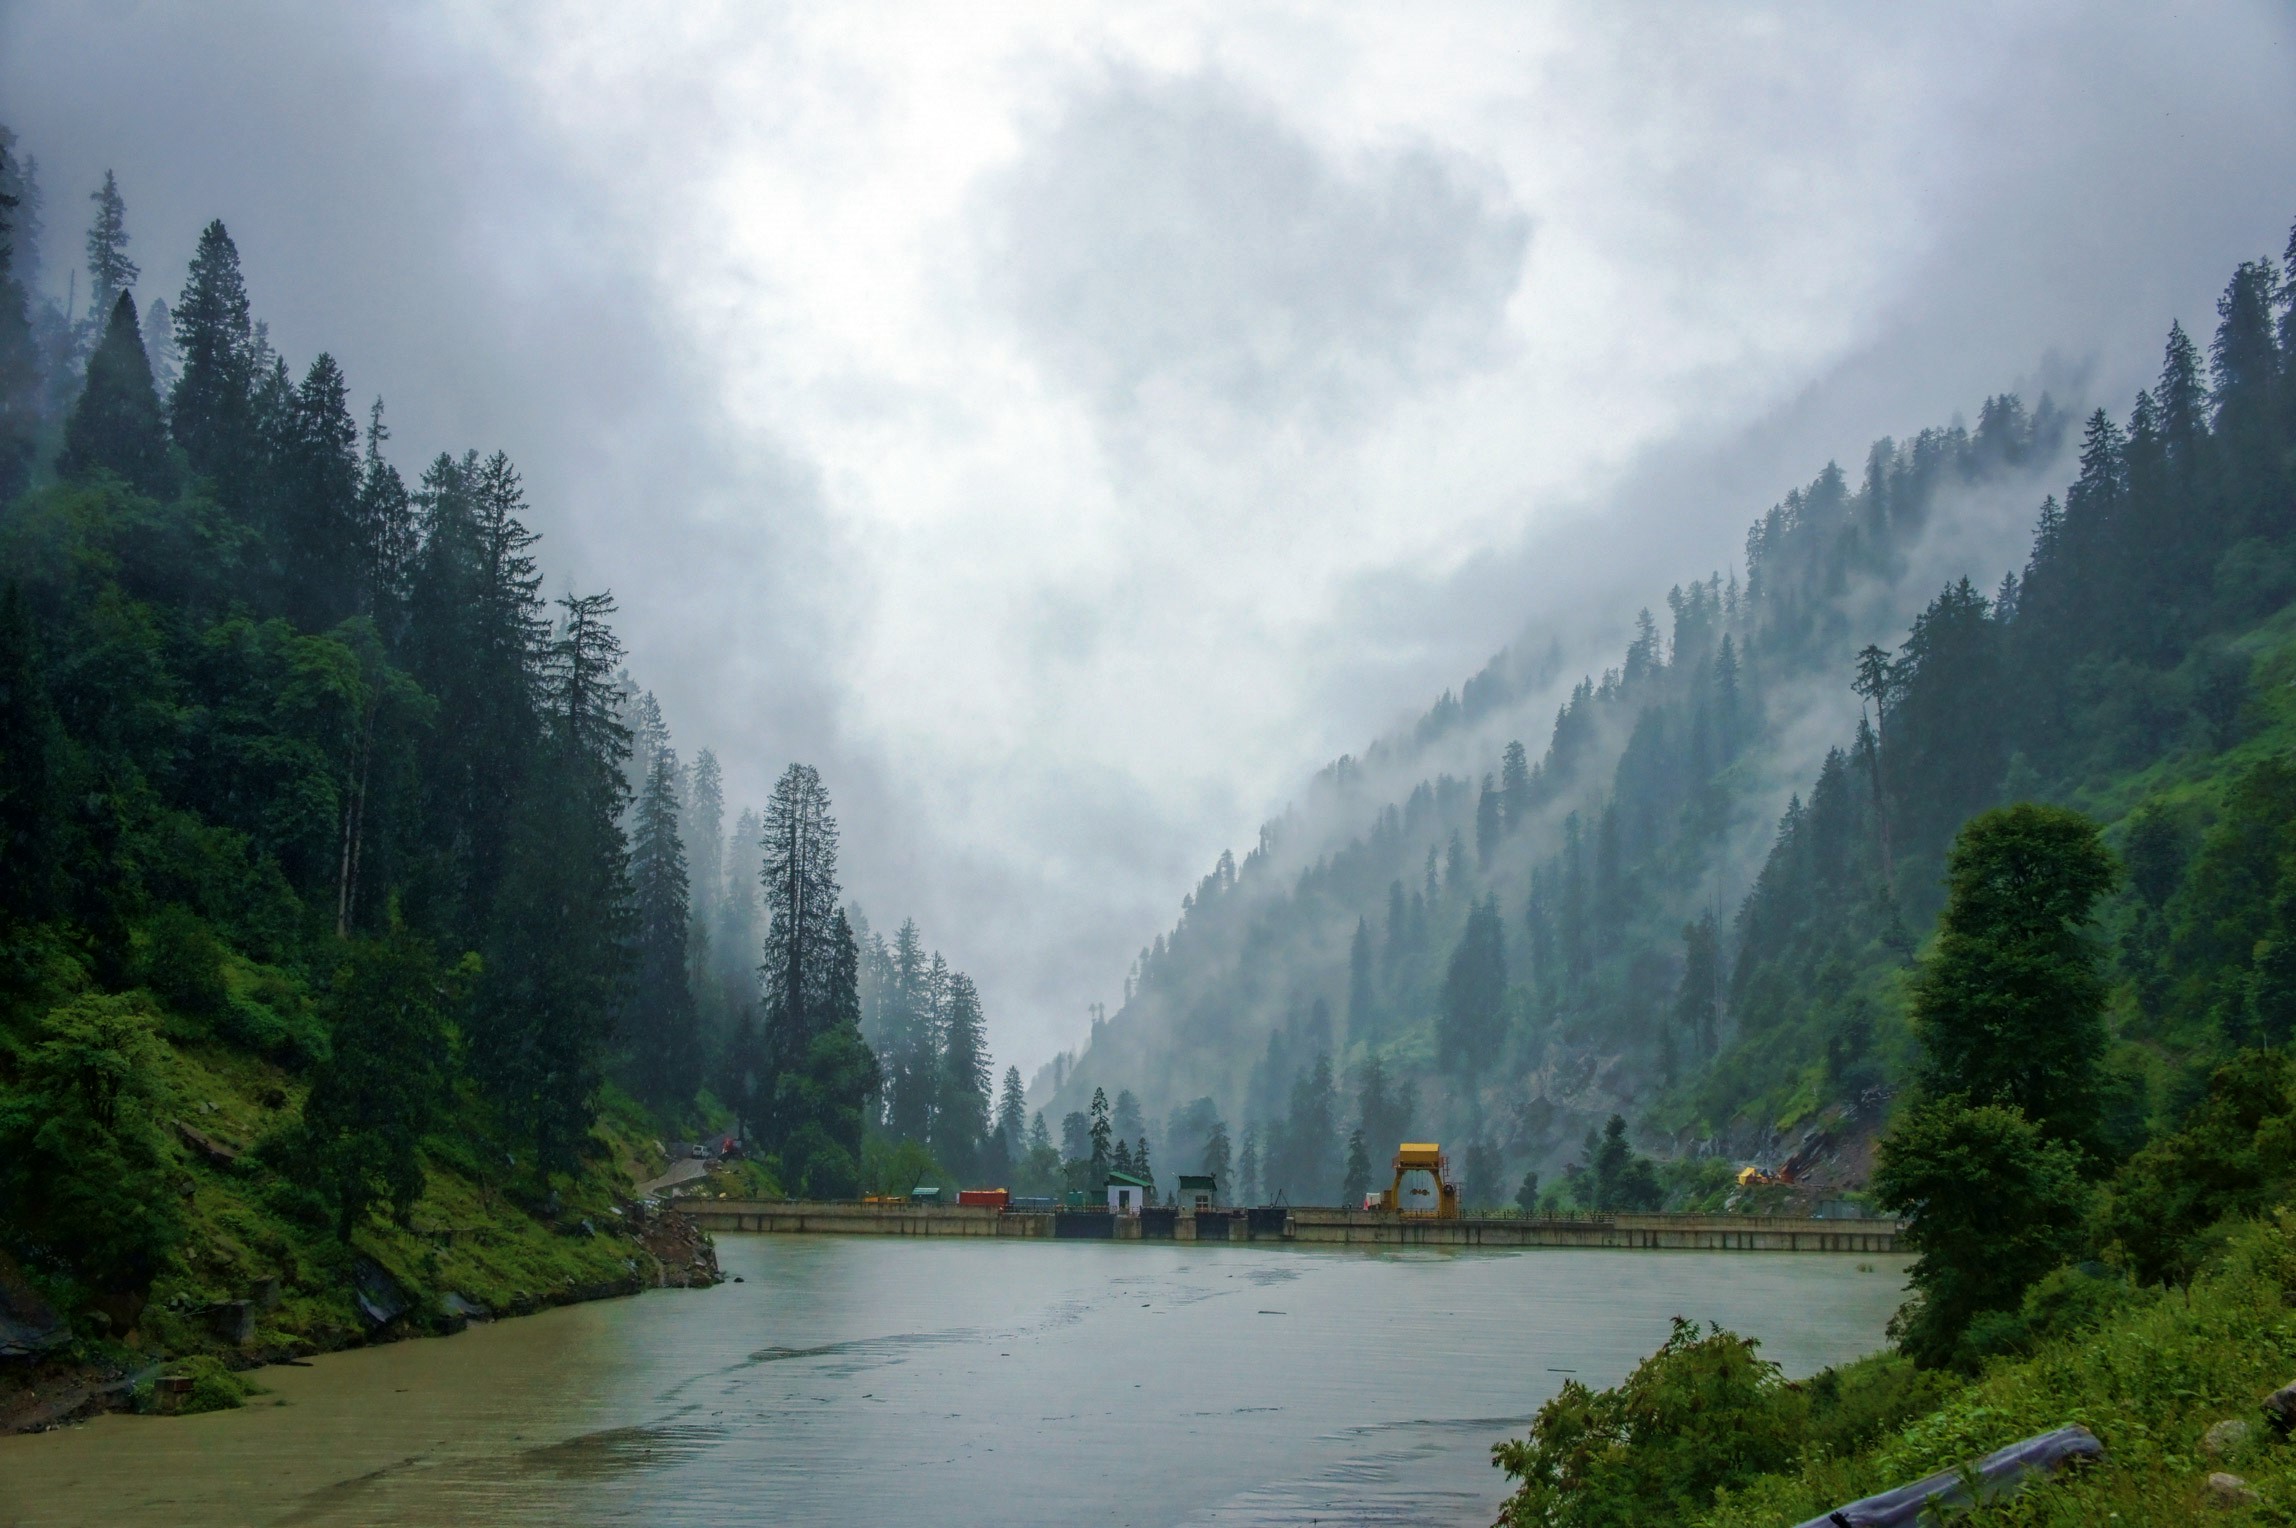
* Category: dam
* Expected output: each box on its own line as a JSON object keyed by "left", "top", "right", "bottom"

{"left": 675, "top": 1199, "right": 1903, "bottom": 1253}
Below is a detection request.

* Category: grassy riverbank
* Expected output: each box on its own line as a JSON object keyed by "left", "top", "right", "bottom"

{"left": 1, "top": 947, "right": 741, "bottom": 1432}
{"left": 1488, "top": 1210, "right": 2296, "bottom": 1525}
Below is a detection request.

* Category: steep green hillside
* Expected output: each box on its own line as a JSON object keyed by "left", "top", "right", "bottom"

{"left": 1045, "top": 220, "right": 2296, "bottom": 1214}
{"left": 0, "top": 136, "right": 815, "bottom": 1419}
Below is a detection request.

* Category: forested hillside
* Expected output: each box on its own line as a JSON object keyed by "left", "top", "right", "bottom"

{"left": 1042, "top": 214, "right": 2296, "bottom": 1215}
{"left": 0, "top": 130, "right": 1014, "bottom": 1381}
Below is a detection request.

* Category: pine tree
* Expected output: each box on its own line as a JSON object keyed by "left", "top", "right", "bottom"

{"left": 304, "top": 929, "right": 451, "bottom": 1239}
{"left": 1672, "top": 913, "right": 1721, "bottom": 1061}
{"left": 1341, "top": 1128, "right": 1371, "bottom": 1206}
{"left": 770, "top": 905, "right": 877, "bottom": 1198}
{"left": 1476, "top": 773, "right": 1502, "bottom": 868}
{"left": 403, "top": 450, "right": 544, "bottom": 939}
{"left": 1357, "top": 1052, "right": 1411, "bottom": 1157}
{"left": 169, "top": 221, "right": 259, "bottom": 504}
{"left": 994, "top": 1065, "right": 1027, "bottom": 1153}
{"left": 476, "top": 592, "right": 635, "bottom": 1171}
{"left": 628, "top": 746, "right": 702, "bottom": 1110}
{"left": 938, "top": 971, "right": 992, "bottom": 1178}
{"left": 2211, "top": 257, "right": 2285, "bottom": 533}
{"left": 1501, "top": 739, "right": 1532, "bottom": 828}
{"left": 881, "top": 918, "right": 936, "bottom": 1140}
{"left": 1088, "top": 1086, "right": 1112, "bottom": 1183}
{"left": 58, "top": 291, "right": 170, "bottom": 497}
{"left": 1346, "top": 914, "right": 1376, "bottom": 1044}
{"left": 278, "top": 353, "right": 362, "bottom": 628}
{"left": 83, "top": 170, "right": 137, "bottom": 323}
{"left": 1439, "top": 895, "right": 1507, "bottom": 1075}
{"left": 355, "top": 399, "right": 415, "bottom": 628}
{"left": 1202, "top": 1117, "right": 1231, "bottom": 1193}
{"left": 1238, "top": 1124, "right": 1260, "bottom": 1204}
{"left": 684, "top": 749, "right": 725, "bottom": 936}
{"left": 0, "top": 147, "right": 36, "bottom": 503}
{"left": 0, "top": 582, "right": 61, "bottom": 927}
{"left": 755, "top": 762, "right": 845, "bottom": 1154}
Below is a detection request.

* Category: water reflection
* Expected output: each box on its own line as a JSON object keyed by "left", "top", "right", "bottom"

{"left": 0, "top": 1237, "right": 1907, "bottom": 1527}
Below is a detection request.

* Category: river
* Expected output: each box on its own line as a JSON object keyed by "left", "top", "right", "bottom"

{"left": 0, "top": 1236, "right": 1908, "bottom": 1526}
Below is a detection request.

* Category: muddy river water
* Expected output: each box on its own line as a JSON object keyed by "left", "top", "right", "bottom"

{"left": 0, "top": 1235, "right": 1909, "bottom": 1526}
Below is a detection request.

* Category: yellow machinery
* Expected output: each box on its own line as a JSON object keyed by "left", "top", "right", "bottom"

{"left": 1378, "top": 1143, "right": 1460, "bottom": 1218}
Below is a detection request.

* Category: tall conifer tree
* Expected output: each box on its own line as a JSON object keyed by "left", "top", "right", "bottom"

{"left": 59, "top": 291, "right": 170, "bottom": 497}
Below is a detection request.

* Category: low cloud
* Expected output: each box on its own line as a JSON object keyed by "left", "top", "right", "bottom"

{"left": 975, "top": 67, "right": 1529, "bottom": 423}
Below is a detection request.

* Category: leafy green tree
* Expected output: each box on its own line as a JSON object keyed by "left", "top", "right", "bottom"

{"left": 1439, "top": 895, "right": 1506, "bottom": 1076}
{"left": 1911, "top": 803, "right": 2116, "bottom": 1151}
{"left": 59, "top": 292, "right": 172, "bottom": 498}
{"left": 1871, "top": 1096, "right": 2089, "bottom": 1369}
{"left": 2099, "top": 1050, "right": 2296, "bottom": 1289}
{"left": 1514, "top": 1169, "right": 1541, "bottom": 1212}
{"left": 1492, "top": 1318, "right": 1803, "bottom": 1528}
{"left": 140, "top": 904, "right": 229, "bottom": 1021}
{"left": 0, "top": 995, "right": 183, "bottom": 1305}
{"left": 304, "top": 930, "right": 454, "bottom": 1239}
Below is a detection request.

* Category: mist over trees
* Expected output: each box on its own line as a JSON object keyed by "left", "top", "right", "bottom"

{"left": 1041, "top": 212, "right": 2296, "bottom": 1227}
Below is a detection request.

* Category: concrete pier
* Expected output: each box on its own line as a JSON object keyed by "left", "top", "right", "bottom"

{"left": 674, "top": 1199, "right": 1901, "bottom": 1253}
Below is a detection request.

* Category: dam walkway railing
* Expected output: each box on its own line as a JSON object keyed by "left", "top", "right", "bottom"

{"left": 673, "top": 1200, "right": 1902, "bottom": 1254}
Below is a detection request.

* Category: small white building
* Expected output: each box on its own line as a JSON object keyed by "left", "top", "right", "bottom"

{"left": 1105, "top": 1170, "right": 1153, "bottom": 1214}
{"left": 1178, "top": 1173, "right": 1217, "bottom": 1211}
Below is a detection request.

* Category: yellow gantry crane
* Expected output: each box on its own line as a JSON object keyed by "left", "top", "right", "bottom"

{"left": 1378, "top": 1143, "right": 1460, "bottom": 1218}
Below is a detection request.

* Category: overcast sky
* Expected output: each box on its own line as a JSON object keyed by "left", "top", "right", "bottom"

{"left": 6, "top": 2, "right": 2294, "bottom": 1074}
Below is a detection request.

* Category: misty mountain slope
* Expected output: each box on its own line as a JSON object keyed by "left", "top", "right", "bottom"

{"left": 1035, "top": 393, "right": 2068, "bottom": 1172}
{"left": 1040, "top": 221, "right": 2296, "bottom": 1209}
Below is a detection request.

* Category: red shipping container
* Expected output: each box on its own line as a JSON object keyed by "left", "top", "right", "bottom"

{"left": 956, "top": 1188, "right": 1010, "bottom": 1208}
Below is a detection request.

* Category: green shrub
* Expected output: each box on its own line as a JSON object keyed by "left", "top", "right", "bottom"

{"left": 142, "top": 904, "right": 228, "bottom": 1021}
{"left": 1492, "top": 1318, "right": 1805, "bottom": 1527}
{"left": 157, "top": 1353, "right": 263, "bottom": 1414}
{"left": 0, "top": 994, "right": 183, "bottom": 1299}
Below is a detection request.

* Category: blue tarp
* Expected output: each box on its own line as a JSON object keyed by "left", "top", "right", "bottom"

{"left": 1794, "top": 1424, "right": 2104, "bottom": 1527}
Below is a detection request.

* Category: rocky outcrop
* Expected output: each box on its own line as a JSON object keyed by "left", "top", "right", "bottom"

{"left": 630, "top": 1202, "right": 721, "bottom": 1287}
